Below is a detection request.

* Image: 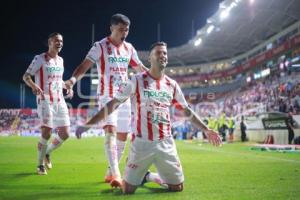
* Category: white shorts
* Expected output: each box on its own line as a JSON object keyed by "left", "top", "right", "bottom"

{"left": 98, "top": 97, "right": 131, "bottom": 133}
{"left": 37, "top": 99, "right": 70, "bottom": 129}
{"left": 124, "top": 136, "right": 184, "bottom": 186}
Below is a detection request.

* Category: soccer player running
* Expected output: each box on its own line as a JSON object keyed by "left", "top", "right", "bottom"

{"left": 75, "top": 42, "right": 222, "bottom": 194}
{"left": 64, "top": 14, "right": 147, "bottom": 187}
{"left": 23, "top": 33, "right": 73, "bottom": 175}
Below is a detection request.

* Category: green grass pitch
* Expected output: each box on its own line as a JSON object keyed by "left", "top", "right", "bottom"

{"left": 0, "top": 136, "right": 299, "bottom": 200}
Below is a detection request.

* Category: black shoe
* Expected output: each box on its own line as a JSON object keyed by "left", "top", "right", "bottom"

{"left": 141, "top": 171, "right": 150, "bottom": 186}
{"left": 37, "top": 165, "right": 47, "bottom": 175}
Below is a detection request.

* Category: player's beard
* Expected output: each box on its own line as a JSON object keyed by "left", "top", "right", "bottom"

{"left": 121, "top": 37, "right": 126, "bottom": 41}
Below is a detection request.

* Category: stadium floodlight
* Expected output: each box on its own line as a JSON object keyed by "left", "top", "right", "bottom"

{"left": 220, "top": 9, "right": 229, "bottom": 21}
{"left": 194, "top": 38, "right": 202, "bottom": 46}
{"left": 207, "top": 25, "right": 215, "bottom": 34}
{"left": 219, "top": 2, "right": 226, "bottom": 9}
{"left": 246, "top": 76, "right": 251, "bottom": 82}
{"left": 91, "top": 79, "right": 98, "bottom": 85}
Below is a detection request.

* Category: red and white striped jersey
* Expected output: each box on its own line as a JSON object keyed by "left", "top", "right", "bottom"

{"left": 86, "top": 37, "right": 142, "bottom": 98}
{"left": 26, "top": 53, "right": 65, "bottom": 103}
{"left": 116, "top": 71, "right": 189, "bottom": 141}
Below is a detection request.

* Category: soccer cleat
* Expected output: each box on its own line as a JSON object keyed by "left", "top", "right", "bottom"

{"left": 110, "top": 177, "right": 123, "bottom": 188}
{"left": 105, "top": 175, "right": 114, "bottom": 183}
{"left": 141, "top": 171, "right": 150, "bottom": 186}
{"left": 104, "top": 167, "right": 113, "bottom": 183}
{"left": 37, "top": 165, "right": 47, "bottom": 175}
{"left": 44, "top": 154, "right": 52, "bottom": 169}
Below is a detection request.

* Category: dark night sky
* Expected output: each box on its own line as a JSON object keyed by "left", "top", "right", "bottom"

{"left": 0, "top": 0, "right": 222, "bottom": 108}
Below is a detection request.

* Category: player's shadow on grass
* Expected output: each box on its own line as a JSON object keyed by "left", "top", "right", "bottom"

{"left": 15, "top": 172, "right": 36, "bottom": 177}
{"left": 100, "top": 185, "right": 168, "bottom": 196}
{"left": 141, "top": 185, "right": 169, "bottom": 194}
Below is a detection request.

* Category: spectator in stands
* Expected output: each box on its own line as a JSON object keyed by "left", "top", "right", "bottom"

{"left": 286, "top": 112, "right": 296, "bottom": 144}
{"left": 240, "top": 116, "right": 247, "bottom": 142}
{"left": 218, "top": 112, "right": 227, "bottom": 142}
{"left": 227, "top": 115, "right": 235, "bottom": 143}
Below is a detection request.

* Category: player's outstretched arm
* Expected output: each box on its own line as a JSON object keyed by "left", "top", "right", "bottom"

{"left": 183, "top": 107, "right": 222, "bottom": 146}
{"left": 75, "top": 98, "right": 125, "bottom": 139}
{"left": 65, "top": 59, "right": 94, "bottom": 89}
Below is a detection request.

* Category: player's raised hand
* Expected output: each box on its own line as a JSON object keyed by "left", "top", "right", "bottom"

{"left": 204, "top": 129, "right": 222, "bottom": 147}
{"left": 75, "top": 125, "right": 89, "bottom": 139}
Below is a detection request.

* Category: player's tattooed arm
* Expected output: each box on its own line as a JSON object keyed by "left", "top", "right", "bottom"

{"left": 23, "top": 73, "right": 43, "bottom": 95}
{"left": 183, "top": 107, "right": 209, "bottom": 132}
{"left": 183, "top": 106, "right": 222, "bottom": 146}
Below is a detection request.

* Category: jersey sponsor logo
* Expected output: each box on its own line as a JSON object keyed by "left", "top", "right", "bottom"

{"left": 46, "top": 66, "right": 62, "bottom": 73}
{"left": 108, "top": 56, "right": 129, "bottom": 64}
{"left": 143, "top": 89, "right": 172, "bottom": 101}
{"left": 110, "top": 67, "right": 127, "bottom": 73}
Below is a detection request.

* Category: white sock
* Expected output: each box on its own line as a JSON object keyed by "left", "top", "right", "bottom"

{"left": 106, "top": 139, "right": 126, "bottom": 177}
{"left": 37, "top": 137, "right": 48, "bottom": 166}
{"left": 146, "top": 172, "right": 168, "bottom": 189}
{"left": 104, "top": 133, "right": 120, "bottom": 178}
{"left": 116, "top": 139, "right": 126, "bottom": 162}
{"left": 46, "top": 134, "right": 65, "bottom": 155}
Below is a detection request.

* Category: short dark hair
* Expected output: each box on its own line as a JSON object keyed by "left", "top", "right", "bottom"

{"left": 111, "top": 13, "right": 130, "bottom": 26}
{"left": 150, "top": 41, "right": 167, "bottom": 51}
{"left": 48, "top": 32, "right": 62, "bottom": 39}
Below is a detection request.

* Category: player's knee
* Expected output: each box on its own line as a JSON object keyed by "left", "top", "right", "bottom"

{"left": 122, "top": 180, "right": 137, "bottom": 194}
{"left": 117, "top": 132, "right": 128, "bottom": 141}
{"left": 41, "top": 126, "right": 52, "bottom": 139}
{"left": 168, "top": 183, "right": 184, "bottom": 192}
{"left": 57, "top": 126, "right": 70, "bottom": 140}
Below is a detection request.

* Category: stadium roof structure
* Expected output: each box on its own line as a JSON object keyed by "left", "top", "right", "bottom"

{"left": 138, "top": 0, "right": 300, "bottom": 66}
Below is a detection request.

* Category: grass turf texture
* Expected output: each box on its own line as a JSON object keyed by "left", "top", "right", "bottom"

{"left": 0, "top": 136, "right": 299, "bottom": 200}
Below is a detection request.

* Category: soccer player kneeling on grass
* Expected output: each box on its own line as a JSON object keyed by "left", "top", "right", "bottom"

{"left": 75, "top": 42, "right": 222, "bottom": 194}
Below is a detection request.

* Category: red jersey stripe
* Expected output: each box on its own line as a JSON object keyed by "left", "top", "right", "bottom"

{"left": 136, "top": 79, "right": 142, "bottom": 137}
{"left": 100, "top": 44, "right": 105, "bottom": 95}
{"left": 147, "top": 111, "right": 153, "bottom": 141}
{"left": 166, "top": 113, "right": 171, "bottom": 135}
{"left": 172, "top": 99, "right": 184, "bottom": 110}
{"left": 109, "top": 75, "right": 113, "bottom": 98}
{"left": 39, "top": 65, "right": 44, "bottom": 91}
{"left": 156, "top": 80, "right": 160, "bottom": 90}
{"left": 159, "top": 122, "right": 164, "bottom": 140}
{"left": 49, "top": 82, "right": 53, "bottom": 103}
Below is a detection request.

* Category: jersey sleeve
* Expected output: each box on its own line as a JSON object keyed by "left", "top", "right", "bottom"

{"left": 115, "top": 75, "right": 137, "bottom": 102}
{"left": 172, "top": 82, "right": 189, "bottom": 110}
{"left": 26, "top": 55, "right": 42, "bottom": 75}
{"left": 129, "top": 45, "right": 142, "bottom": 68}
{"left": 86, "top": 42, "right": 101, "bottom": 63}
